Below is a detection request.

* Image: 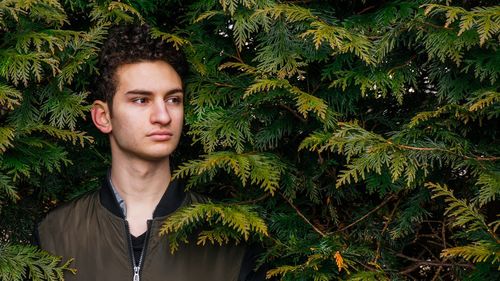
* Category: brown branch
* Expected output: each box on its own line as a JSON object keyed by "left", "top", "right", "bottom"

{"left": 357, "top": 5, "right": 376, "bottom": 15}
{"left": 234, "top": 43, "right": 243, "bottom": 63}
{"left": 279, "top": 192, "right": 326, "bottom": 237}
{"left": 392, "top": 143, "right": 439, "bottom": 151}
{"left": 396, "top": 253, "right": 474, "bottom": 274}
{"left": 373, "top": 197, "right": 401, "bottom": 264}
{"left": 419, "top": 20, "right": 454, "bottom": 30}
{"left": 334, "top": 194, "right": 396, "bottom": 234}
{"left": 476, "top": 156, "right": 500, "bottom": 164}
{"left": 214, "top": 82, "right": 237, "bottom": 88}
{"left": 388, "top": 54, "right": 417, "bottom": 73}
{"left": 387, "top": 141, "right": 500, "bottom": 161}
{"left": 431, "top": 266, "right": 443, "bottom": 281}
{"left": 355, "top": 260, "right": 381, "bottom": 272}
{"left": 279, "top": 104, "right": 307, "bottom": 123}
{"left": 234, "top": 193, "right": 270, "bottom": 205}
{"left": 420, "top": 244, "right": 440, "bottom": 261}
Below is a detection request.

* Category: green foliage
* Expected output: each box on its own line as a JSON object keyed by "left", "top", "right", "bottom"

{"left": 173, "top": 151, "right": 285, "bottom": 194}
{"left": 149, "top": 27, "right": 190, "bottom": 50}
{"left": 0, "top": 173, "right": 18, "bottom": 202}
{"left": 245, "top": 78, "right": 328, "bottom": 119}
{"left": 1, "top": 0, "right": 499, "bottom": 280}
{"left": 89, "top": 1, "right": 144, "bottom": 24}
{"left": 0, "top": 84, "right": 22, "bottom": 110}
{"left": 427, "top": 182, "right": 499, "bottom": 268}
{"left": 0, "top": 244, "right": 74, "bottom": 281}
{"left": 474, "top": 171, "right": 500, "bottom": 207}
{"left": 160, "top": 203, "right": 268, "bottom": 253}
{"left": 427, "top": 182, "right": 495, "bottom": 235}
{"left": 441, "top": 240, "right": 499, "bottom": 266}
{"left": 423, "top": 4, "right": 500, "bottom": 46}
{"left": 347, "top": 271, "right": 389, "bottom": 281}
{"left": 176, "top": 0, "right": 499, "bottom": 279}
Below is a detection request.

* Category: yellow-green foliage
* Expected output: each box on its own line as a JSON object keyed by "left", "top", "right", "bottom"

{"left": 245, "top": 78, "right": 327, "bottom": 119}
{"left": 423, "top": 4, "right": 500, "bottom": 46}
{"left": 174, "top": 151, "right": 285, "bottom": 194}
{"left": 427, "top": 183, "right": 492, "bottom": 234}
{"left": 427, "top": 183, "right": 499, "bottom": 268}
{"left": 0, "top": 244, "right": 74, "bottom": 281}
{"left": 160, "top": 203, "right": 268, "bottom": 253}
{"left": 441, "top": 241, "right": 500, "bottom": 267}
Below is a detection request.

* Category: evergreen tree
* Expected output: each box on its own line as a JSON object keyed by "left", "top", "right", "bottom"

{"left": 1, "top": 1, "right": 498, "bottom": 280}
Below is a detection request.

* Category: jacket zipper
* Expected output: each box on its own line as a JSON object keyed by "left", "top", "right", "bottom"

{"left": 125, "top": 220, "right": 152, "bottom": 281}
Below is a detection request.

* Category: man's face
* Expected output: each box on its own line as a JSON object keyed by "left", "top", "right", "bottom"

{"left": 106, "top": 60, "right": 184, "bottom": 161}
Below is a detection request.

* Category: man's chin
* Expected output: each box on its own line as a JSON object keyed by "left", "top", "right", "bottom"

{"left": 141, "top": 152, "right": 173, "bottom": 162}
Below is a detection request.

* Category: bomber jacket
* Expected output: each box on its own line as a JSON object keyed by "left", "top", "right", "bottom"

{"left": 37, "top": 179, "right": 262, "bottom": 281}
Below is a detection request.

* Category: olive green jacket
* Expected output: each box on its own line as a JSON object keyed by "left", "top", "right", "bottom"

{"left": 37, "top": 180, "right": 251, "bottom": 281}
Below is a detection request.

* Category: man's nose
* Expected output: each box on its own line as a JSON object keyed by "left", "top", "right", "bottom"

{"left": 150, "top": 101, "right": 171, "bottom": 125}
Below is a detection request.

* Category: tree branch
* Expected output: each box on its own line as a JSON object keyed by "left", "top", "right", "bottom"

{"left": 387, "top": 141, "right": 500, "bottom": 161}
{"left": 279, "top": 192, "right": 326, "bottom": 237}
{"left": 234, "top": 193, "right": 269, "bottom": 205}
{"left": 373, "top": 197, "right": 401, "bottom": 263}
{"left": 279, "top": 104, "right": 307, "bottom": 123}
{"left": 334, "top": 194, "right": 396, "bottom": 234}
{"left": 396, "top": 253, "right": 474, "bottom": 275}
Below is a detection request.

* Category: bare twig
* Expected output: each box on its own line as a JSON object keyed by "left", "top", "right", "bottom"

{"left": 396, "top": 253, "right": 474, "bottom": 274}
{"left": 279, "top": 104, "right": 307, "bottom": 123}
{"left": 234, "top": 193, "right": 270, "bottom": 205}
{"left": 334, "top": 194, "right": 396, "bottom": 234}
{"left": 387, "top": 141, "right": 500, "bottom": 161}
{"left": 214, "top": 82, "right": 237, "bottom": 88}
{"left": 388, "top": 54, "right": 417, "bottom": 73}
{"left": 279, "top": 192, "right": 326, "bottom": 237}
{"left": 431, "top": 266, "right": 443, "bottom": 281}
{"left": 357, "top": 5, "right": 376, "bottom": 15}
{"left": 373, "top": 197, "right": 401, "bottom": 263}
{"left": 234, "top": 43, "right": 243, "bottom": 63}
{"left": 420, "top": 20, "right": 454, "bottom": 31}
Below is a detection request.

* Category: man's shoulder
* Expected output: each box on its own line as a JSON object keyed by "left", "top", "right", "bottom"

{"left": 39, "top": 190, "right": 100, "bottom": 227}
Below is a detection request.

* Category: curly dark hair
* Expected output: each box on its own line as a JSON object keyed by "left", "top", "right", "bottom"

{"left": 95, "top": 24, "right": 187, "bottom": 110}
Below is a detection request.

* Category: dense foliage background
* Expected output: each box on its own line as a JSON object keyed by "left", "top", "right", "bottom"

{"left": 1, "top": 0, "right": 499, "bottom": 280}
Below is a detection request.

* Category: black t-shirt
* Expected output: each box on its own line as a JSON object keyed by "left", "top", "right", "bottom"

{"left": 131, "top": 233, "right": 146, "bottom": 265}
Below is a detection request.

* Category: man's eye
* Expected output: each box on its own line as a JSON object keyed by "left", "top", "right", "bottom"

{"left": 166, "top": 97, "right": 183, "bottom": 104}
{"left": 133, "top": 98, "right": 147, "bottom": 104}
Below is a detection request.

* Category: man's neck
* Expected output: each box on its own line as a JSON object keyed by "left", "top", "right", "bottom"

{"left": 109, "top": 155, "right": 171, "bottom": 236}
{"left": 110, "top": 157, "right": 171, "bottom": 199}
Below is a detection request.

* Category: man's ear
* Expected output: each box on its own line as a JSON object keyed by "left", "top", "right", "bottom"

{"left": 91, "top": 100, "right": 112, "bottom": 134}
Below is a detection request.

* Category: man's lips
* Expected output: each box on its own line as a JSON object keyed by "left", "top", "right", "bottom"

{"left": 147, "top": 130, "right": 173, "bottom": 141}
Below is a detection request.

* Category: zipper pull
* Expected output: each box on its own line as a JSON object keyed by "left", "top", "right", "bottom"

{"left": 133, "top": 266, "right": 140, "bottom": 281}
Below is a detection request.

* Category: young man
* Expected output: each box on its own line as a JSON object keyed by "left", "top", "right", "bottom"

{"left": 36, "top": 24, "right": 263, "bottom": 281}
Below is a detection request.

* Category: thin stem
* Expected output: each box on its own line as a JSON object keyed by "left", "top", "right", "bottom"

{"left": 396, "top": 253, "right": 474, "bottom": 272}
{"left": 387, "top": 141, "right": 500, "bottom": 161}
{"left": 279, "top": 192, "right": 326, "bottom": 237}
{"left": 373, "top": 197, "right": 401, "bottom": 264}
{"left": 279, "top": 104, "right": 307, "bottom": 123}
{"left": 388, "top": 54, "right": 417, "bottom": 73}
{"left": 334, "top": 194, "right": 396, "bottom": 234}
{"left": 234, "top": 194, "right": 269, "bottom": 205}
{"left": 357, "top": 5, "right": 377, "bottom": 15}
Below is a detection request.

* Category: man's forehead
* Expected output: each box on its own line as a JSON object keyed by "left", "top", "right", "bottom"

{"left": 114, "top": 61, "right": 182, "bottom": 88}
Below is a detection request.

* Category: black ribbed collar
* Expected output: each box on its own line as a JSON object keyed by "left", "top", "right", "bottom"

{"left": 99, "top": 177, "right": 186, "bottom": 219}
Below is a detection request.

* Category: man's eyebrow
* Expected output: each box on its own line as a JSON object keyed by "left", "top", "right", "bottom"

{"left": 125, "top": 88, "right": 184, "bottom": 96}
